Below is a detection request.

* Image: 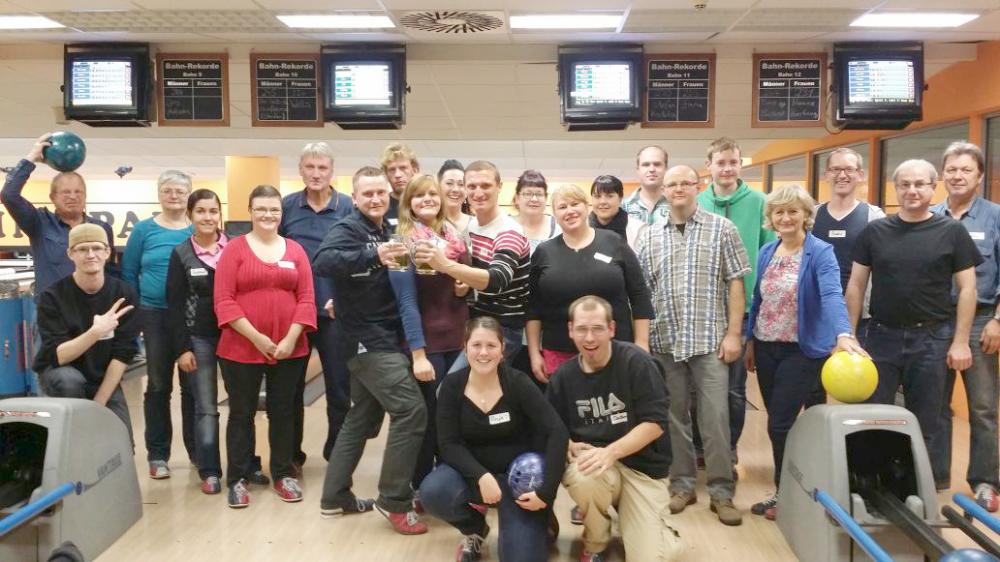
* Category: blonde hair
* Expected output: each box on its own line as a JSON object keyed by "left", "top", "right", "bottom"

{"left": 550, "top": 183, "right": 589, "bottom": 211}
{"left": 764, "top": 184, "right": 816, "bottom": 231}
{"left": 379, "top": 143, "right": 419, "bottom": 172}
{"left": 396, "top": 174, "right": 447, "bottom": 237}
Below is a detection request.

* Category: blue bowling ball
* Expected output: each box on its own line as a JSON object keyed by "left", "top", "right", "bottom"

{"left": 940, "top": 549, "right": 1000, "bottom": 562}
{"left": 43, "top": 131, "right": 86, "bottom": 172}
{"left": 508, "top": 452, "right": 544, "bottom": 497}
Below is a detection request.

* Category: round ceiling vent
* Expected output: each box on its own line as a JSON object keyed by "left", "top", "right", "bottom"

{"left": 399, "top": 11, "right": 504, "bottom": 34}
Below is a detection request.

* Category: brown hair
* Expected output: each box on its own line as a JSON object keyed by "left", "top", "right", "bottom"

{"left": 465, "top": 160, "right": 501, "bottom": 186}
{"left": 942, "top": 141, "right": 985, "bottom": 175}
{"left": 352, "top": 166, "right": 387, "bottom": 190}
{"left": 380, "top": 143, "right": 419, "bottom": 172}
{"left": 568, "top": 295, "right": 613, "bottom": 324}
{"left": 247, "top": 184, "right": 281, "bottom": 209}
{"left": 706, "top": 137, "right": 741, "bottom": 161}
{"left": 464, "top": 316, "right": 504, "bottom": 345}
{"left": 635, "top": 145, "right": 668, "bottom": 167}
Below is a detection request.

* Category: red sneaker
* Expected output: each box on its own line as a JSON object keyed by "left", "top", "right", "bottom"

{"left": 375, "top": 504, "right": 428, "bottom": 535}
{"left": 273, "top": 477, "right": 303, "bottom": 502}
{"left": 976, "top": 484, "right": 1000, "bottom": 513}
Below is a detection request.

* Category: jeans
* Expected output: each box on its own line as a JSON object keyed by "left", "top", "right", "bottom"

{"left": 140, "top": 307, "right": 191, "bottom": 463}
{"left": 864, "top": 319, "right": 952, "bottom": 484}
{"left": 413, "top": 349, "right": 461, "bottom": 489}
{"left": 41, "top": 365, "right": 132, "bottom": 443}
{"left": 178, "top": 336, "right": 222, "bottom": 479}
{"left": 448, "top": 326, "right": 523, "bottom": 374}
{"left": 321, "top": 351, "right": 427, "bottom": 513}
{"left": 308, "top": 316, "right": 352, "bottom": 461}
{"left": 420, "top": 463, "right": 550, "bottom": 562}
{"left": 930, "top": 311, "right": 1000, "bottom": 489}
{"left": 728, "top": 315, "right": 749, "bottom": 460}
{"left": 219, "top": 356, "right": 307, "bottom": 487}
{"left": 753, "top": 339, "right": 825, "bottom": 488}
{"left": 802, "top": 317, "right": 871, "bottom": 409}
{"left": 657, "top": 352, "right": 734, "bottom": 500}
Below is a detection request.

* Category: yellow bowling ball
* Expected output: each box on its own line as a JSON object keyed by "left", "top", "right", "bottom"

{"left": 821, "top": 351, "right": 878, "bottom": 403}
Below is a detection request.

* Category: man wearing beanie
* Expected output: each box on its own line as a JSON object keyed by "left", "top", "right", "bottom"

{"left": 34, "top": 223, "right": 139, "bottom": 435}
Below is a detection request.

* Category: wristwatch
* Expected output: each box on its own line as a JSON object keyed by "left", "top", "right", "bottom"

{"left": 993, "top": 311, "right": 1000, "bottom": 322}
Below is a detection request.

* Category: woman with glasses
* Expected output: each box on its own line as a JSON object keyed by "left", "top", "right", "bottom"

{"left": 512, "top": 170, "right": 560, "bottom": 256}
{"left": 122, "top": 170, "right": 194, "bottom": 481}
{"left": 214, "top": 185, "right": 316, "bottom": 508}
{"left": 526, "top": 184, "right": 653, "bottom": 384}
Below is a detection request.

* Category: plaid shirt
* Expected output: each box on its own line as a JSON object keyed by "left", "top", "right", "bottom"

{"left": 623, "top": 189, "right": 670, "bottom": 225}
{"left": 637, "top": 207, "right": 750, "bottom": 361}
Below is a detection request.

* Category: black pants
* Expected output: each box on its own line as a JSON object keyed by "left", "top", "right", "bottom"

{"left": 219, "top": 356, "right": 307, "bottom": 487}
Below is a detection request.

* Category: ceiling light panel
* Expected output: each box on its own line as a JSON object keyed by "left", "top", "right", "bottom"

{"left": 0, "top": 15, "right": 64, "bottom": 30}
{"left": 277, "top": 14, "right": 394, "bottom": 28}
{"left": 850, "top": 12, "right": 980, "bottom": 28}
{"left": 47, "top": 10, "right": 284, "bottom": 32}
{"left": 510, "top": 14, "right": 623, "bottom": 29}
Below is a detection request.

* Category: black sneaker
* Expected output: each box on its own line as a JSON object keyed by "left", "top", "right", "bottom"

{"left": 456, "top": 524, "right": 489, "bottom": 562}
{"left": 248, "top": 469, "right": 270, "bottom": 486}
{"left": 228, "top": 479, "right": 250, "bottom": 509}
{"left": 320, "top": 497, "right": 376, "bottom": 518}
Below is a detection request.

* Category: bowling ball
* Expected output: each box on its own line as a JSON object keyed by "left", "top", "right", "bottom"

{"left": 821, "top": 351, "right": 878, "bottom": 403}
{"left": 939, "top": 549, "right": 1000, "bottom": 562}
{"left": 43, "top": 131, "right": 86, "bottom": 172}
{"left": 508, "top": 452, "right": 545, "bottom": 497}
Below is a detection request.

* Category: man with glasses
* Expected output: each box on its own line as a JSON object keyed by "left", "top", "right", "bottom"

{"left": 34, "top": 223, "right": 138, "bottom": 435}
{"left": 1, "top": 133, "right": 114, "bottom": 294}
{"left": 547, "top": 295, "right": 682, "bottom": 562}
{"left": 638, "top": 165, "right": 750, "bottom": 526}
{"left": 846, "top": 159, "right": 981, "bottom": 483}
{"left": 929, "top": 142, "right": 1000, "bottom": 509}
{"left": 623, "top": 146, "right": 670, "bottom": 225}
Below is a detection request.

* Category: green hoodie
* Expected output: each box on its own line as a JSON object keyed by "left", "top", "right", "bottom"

{"left": 696, "top": 180, "right": 775, "bottom": 309}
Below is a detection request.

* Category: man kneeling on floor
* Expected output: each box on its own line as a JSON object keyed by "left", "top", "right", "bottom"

{"left": 547, "top": 295, "right": 683, "bottom": 562}
{"left": 35, "top": 223, "right": 138, "bottom": 438}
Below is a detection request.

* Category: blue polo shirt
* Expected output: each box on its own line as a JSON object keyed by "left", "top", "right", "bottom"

{"left": 279, "top": 187, "right": 354, "bottom": 315}
{"left": 1, "top": 159, "right": 115, "bottom": 295}
{"left": 932, "top": 195, "right": 1000, "bottom": 307}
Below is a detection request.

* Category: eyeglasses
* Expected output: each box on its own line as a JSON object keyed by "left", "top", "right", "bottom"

{"left": 159, "top": 188, "right": 190, "bottom": 197}
{"left": 72, "top": 245, "right": 108, "bottom": 255}
{"left": 251, "top": 207, "right": 282, "bottom": 216}
{"left": 827, "top": 167, "right": 860, "bottom": 176}
{"left": 897, "top": 181, "right": 935, "bottom": 191}
{"left": 572, "top": 326, "right": 609, "bottom": 337}
{"left": 664, "top": 181, "right": 699, "bottom": 190}
{"left": 519, "top": 192, "right": 547, "bottom": 201}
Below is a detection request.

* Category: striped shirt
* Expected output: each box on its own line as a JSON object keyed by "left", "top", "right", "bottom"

{"left": 468, "top": 212, "right": 530, "bottom": 328}
{"left": 637, "top": 207, "right": 750, "bottom": 361}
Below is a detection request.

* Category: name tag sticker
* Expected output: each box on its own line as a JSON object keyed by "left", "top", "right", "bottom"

{"left": 610, "top": 412, "right": 628, "bottom": 425}
{"left": 828, "top": 230, "right": 847, "bottom": 239}
{"left": 278, "top": 260, "right": 296, "bottom": 269}
{"left": 357, "top": 342, "right": 367, "bottom": 354}
{"left": 594, "top": 252, "right": 612, "bottom": 264}
{"left": 970, "top": 231, "right": 986, "bottom": 241}
{"left": 489, "top": 412, "right": 511, "bottom": 425}
{"left": 388, "top": 218, "right": 399, "bottom": 227}
{"left": 190, "top": 267, "right": 208, "bottom": 277}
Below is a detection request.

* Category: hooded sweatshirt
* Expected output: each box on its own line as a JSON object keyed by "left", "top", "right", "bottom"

{"left": 696, "top": 180, "right": 775, "bottom": 309}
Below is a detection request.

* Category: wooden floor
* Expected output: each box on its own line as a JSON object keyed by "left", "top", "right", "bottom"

{"left": 95, "top": 359, "right": 984, "bottom": 562}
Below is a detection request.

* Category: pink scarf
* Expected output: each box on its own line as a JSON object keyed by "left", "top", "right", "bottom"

{"left": 412, "top": 222, "right": 467, "bottom": 260}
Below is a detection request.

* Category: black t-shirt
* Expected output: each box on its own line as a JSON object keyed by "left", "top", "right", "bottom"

{"left": 436, "top": 366, "right": 568, "bottom": 504}
{"left": 35, "top": 275, "right": 139, "bottom": 383}
{"left": 814, "top": 202, "right": 875, "bottom": 292}
{"left": 527, "top": 229, "right": 654, "bottom": 352}
{"left": 853, "top": 214, "right": 982, "bottom": 326}
{"left": 546, "top": 340, "right": 671, "bottom": 479}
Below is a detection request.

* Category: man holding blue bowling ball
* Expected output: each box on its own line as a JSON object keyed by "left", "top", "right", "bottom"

{"left": 0, "top": 132, "right": 113, "bottom": 294}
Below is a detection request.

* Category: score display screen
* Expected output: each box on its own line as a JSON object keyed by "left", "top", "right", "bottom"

{"left": 570, "top": 63, "right": 632, "bottom": 106}
{"left": 847, "top": 60, "right": 916, "bottom": 105}
{"left": 70, "top": 59, "right": 133, "bottom": 106}
{"left": 334, "top": 63, "right": 392, "bottom": 107}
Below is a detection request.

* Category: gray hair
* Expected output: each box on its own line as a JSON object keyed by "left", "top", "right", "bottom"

{"left": 941, "top": 141, "right": 984, "bottom": 175}
{"left": 157, "top": 169, "right": 192, "bottom": 191}
{"left": 892, "top": 159, "right": 938, "bottom": 185}
{"left": 300, "top": 142, "right": 335, "bottom": 165}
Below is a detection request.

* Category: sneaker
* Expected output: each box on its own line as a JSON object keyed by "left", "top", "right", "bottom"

{"left": 375, "top": 504, "right": 428, "bottom": 535}
{"left": 580, "top": 550, "right": 606, "bottom": 562}
{"left": 201, "top": 476, "right": 222, "bottom": 495}
{"left": 273, "top": 477, "right": 303, "bottom": 502}
{"left": 248, "top": 469, "right": 270, "bottom": 486}
{"left": 469, "top": 502, "right": 488, "bottom": 516}
{"left": 321, "top": 497, "right": 376, "bottom": 517}
{"left": 975, "top": 484, "right": 1000, "bottom": 513}
{"left": 669, "top": 491, "right": 697, "bottom": 514}
{"left": 570, "top": 505, "right": 584, "bottom": 525}
{"left": 456, "top": 524, "right": 489, "bottom": 562}
{"left": 751, "top": 492, "right": 778, "bottom": 518}
{"left": 228, "top": 480, "right": 250, "bottom": 508}
{"left": 710, "top": 497, "right": 743, "bottom": 526}
{"left": 149, "top": 460, "right": 170, "bottom": 480}
{"left": 413, "top": 492, "right": 424, "bottom": 514}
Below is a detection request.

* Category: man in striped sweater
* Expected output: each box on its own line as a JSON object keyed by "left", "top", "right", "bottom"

{"left": 415, "top": 160, "right": 530, "bottom": 364}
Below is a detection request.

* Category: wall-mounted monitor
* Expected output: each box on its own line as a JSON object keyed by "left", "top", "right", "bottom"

{"left": 63, "top": 43, "right": 152, "bottom": 126}
{"left": 834, "top": 41, "right": 923, "bottom": 130}
{"left": 559, "top": 45, "right": 643, "bottom": 131}
{"left": 322, "top": 44, "right": 405, "bottom": 129}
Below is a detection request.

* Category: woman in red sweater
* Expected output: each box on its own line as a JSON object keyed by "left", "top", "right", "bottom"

{"left": 214, "top": 184, "right": 316, "bottom": 508}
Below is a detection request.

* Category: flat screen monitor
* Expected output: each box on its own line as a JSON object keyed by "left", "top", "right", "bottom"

{"left": 559, "top": 45, "right": 643, "bottom": 126}
{"left": 322, "top": 45, "right": 405, "bottom": 125}
{"left": 834, "top": 42, "right": 923, "bottom": 127}
{"left": 63, "top": 43, "right": 151, "bottom": 122}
